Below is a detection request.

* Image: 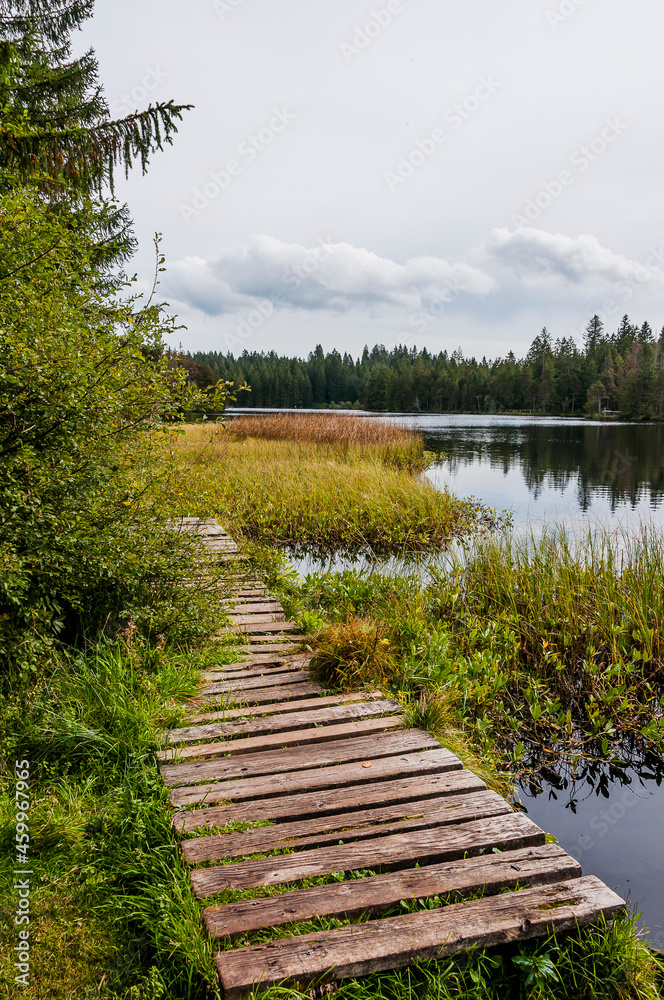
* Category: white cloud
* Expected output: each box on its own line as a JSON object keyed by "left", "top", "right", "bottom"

{"left": 488, "top": 227, "right": 664, "bottom": 293}
{"left": 163, "top": 235, "right": 498, "bottom": 317}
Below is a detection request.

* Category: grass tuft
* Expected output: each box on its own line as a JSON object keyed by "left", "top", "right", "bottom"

{"left": 311, "top": 616, "right": 398, "bottom": 690}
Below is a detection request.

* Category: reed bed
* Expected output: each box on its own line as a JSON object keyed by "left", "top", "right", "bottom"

{"left": 277, "top": 524, "right": 664, "bottom": 771}
{"left": 226, "top": 412, "right": 428, "bottom": 470}
{"left": 158, "top": 424, "right": 500, "bottom": 552}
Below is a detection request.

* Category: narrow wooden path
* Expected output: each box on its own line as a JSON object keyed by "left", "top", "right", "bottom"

{"left": 163, "top": 519, "right": 625, "bottom": 998}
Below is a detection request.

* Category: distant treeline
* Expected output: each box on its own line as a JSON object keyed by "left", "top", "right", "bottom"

{"left": 187, "top": 315, "right": 664, "bottom": 418}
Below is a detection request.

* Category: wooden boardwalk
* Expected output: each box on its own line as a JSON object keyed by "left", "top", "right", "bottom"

{"left": 163, "top": 519, "right": 625, "bottom": 998}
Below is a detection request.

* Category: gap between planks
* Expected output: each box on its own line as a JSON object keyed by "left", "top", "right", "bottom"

{"left": 173, "top": 765, "right": 482, "bottom": 833}
{"left": 169, "top": 747, "right": 463, "bottom": 809}
{"left": 160, "top": 729, "right": 440, "bottom": 789}
{"left": 203, "top": 843, "right": 582, "bottom": 939}
{"left": 165, "top": 698, "right": 400, "bottom": 746}
{"left": 181, "top": 788, "right": 512, "bottom": 863}
{"left": 215, "top": 876, "right": 625, "bottom": 998}
{"left": 158, "top": 716, "right": 404, "bottom": 763}
{"left": 190, "top": 811, "right": 545, "bottom": 894}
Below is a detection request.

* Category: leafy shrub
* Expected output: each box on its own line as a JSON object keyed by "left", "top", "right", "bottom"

{"left": 0, "top": 193, "right": 229, "bottom": 682}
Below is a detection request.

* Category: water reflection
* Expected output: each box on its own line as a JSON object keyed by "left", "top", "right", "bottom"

{"left": 388, "top": 414, "right": 664, "bottom": 529}
{"left": 425, "top": 421, "right": 664, "bottom": 509}
{"left": 519, "top": 752, "right": 664, "bottom": 951}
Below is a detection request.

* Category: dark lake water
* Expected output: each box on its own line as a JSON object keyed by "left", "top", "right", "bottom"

{"left": 395, "top": 413, "right": 664, "bottom": 532}
{"left": 229, "top": 410, "right": 664, "bottom": 947}
{"left": 520, "top": 756, "right": 664, "bottom": 952}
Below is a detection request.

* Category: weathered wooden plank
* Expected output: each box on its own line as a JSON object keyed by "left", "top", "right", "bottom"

{"left": 233, "top": 589, "right": 267, "bottom": 597}
{"left": 245, "top": 634, "right": 304, "bottom": 643}
{"left": 179, "top": 516, "right": 224, "bottom": 527}
{"left": 169, "top": 747, "right": 460, "bottom": 809}
{"left": 202, "top": 662, "right": 309, "bottom": 682}
{"left": 228, "top": 603, "right": 284, "bottom": 614}
{"left": 186, "top": 691, "right": 386, "bottom": 725}
{"left": 167, "top": 700, "right": 400, "bottom": 746}
{"left": 216, "top": 875, "right": 625, "bottom": 996}
{"left": 235, "top": 622, "right": 300, "bottom": 634}
{"left": 202, "top": 663, "right": 291, "bottom": 680}
{"left": 182, "top": 789, "right": 511, "bottom": 863}
{"left": 237, "top": 643, "right": 303, "bottom": 654}
{"left": 194, "top": 681, "right": 324, "bottom": 706}
{"left": 159, "top": 717, "right": 404, "bottom": 763}
{"left": 202, "top": 654, "right": 312, "bottom": 681}
{"left": 192, "top": 812, "right": 545, "bottom": 894}
{"left": 160, "top": 729, "right": 439, "bottom": 788}
{"left": 225, "top": 601, "right": 272, "bottom": 610}
{"left": 174, "top": 766, "right": 479, "bottom": 832}
{"left": 206, "top": 654, "right": 304, "bottom": 672}
{"left": 200, "top": 670, "right": 312, "bottom": 695}
{"left": 157, "top": 715, "right": 404, "bottom": 761}
{"left": 228, "top": 614, "right": 286, "bottom": 626}
{"left": 203, "top": 844, "right": 581, "bottom": 939}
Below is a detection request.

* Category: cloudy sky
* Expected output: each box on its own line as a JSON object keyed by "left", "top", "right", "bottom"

{"left": 80, "top": 0, "right": 664, "bottom": 359}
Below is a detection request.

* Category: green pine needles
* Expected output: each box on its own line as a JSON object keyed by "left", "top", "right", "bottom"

{"left": 0, "top": 0, "right": 191, "bottom": 196}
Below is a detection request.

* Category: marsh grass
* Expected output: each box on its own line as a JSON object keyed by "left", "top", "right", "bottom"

{"left": 226, "top": 412, "right": 429, "bottom": 470}
{"left": 155, "top": 424, "right": 501, "bottom": 554}
{"left": 435, "top": 524, "right": 664, "bottom": 760}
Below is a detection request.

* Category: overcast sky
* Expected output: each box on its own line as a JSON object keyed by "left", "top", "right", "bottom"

{"left": 80, "top": 0, "right": 664, "bottom": 359}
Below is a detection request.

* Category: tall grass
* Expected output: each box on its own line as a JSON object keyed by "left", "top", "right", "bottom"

{"left": 436, "top": 524, "right": 664, "bottom": 755}
{"left": 226, "top": 412, "right": 427, "bottom": 470}
{"left": 157, "top": 425, "right": 501, "bottom": 554}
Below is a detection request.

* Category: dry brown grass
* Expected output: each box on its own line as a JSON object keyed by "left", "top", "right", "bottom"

{"left": 309, "top": 616, "right": 398, "bottom": 690}
{"left": 226, "top": 412, "right": 425, "bottom": 468}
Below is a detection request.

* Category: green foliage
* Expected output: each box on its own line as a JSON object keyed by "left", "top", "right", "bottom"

{"left": 0, "top": 191, "right": 232, "bottom": 679}
{"left": 0, "top": 6, "right": 230, "bottom": 681}
{"left": 0, "top": 0, "right": 191, "bottom": 197}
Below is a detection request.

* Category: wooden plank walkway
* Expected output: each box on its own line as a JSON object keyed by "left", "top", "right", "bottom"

{"left": 163, "top": 519, "right": 625, "bottom": 998}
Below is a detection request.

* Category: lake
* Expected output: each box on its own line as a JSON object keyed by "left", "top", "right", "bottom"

{"left": 393, "top": 413, "right": 664, "bottom": 533}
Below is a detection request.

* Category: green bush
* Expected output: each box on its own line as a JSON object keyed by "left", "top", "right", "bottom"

{"left": 0, "top": 192, "right": 227, "bottom": 681}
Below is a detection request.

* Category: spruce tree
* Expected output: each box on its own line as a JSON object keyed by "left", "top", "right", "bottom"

{"left": 614, "top": 314, "right": 637, "bottom": 356}
{"left": 583, "top": 314, "right": 605, "bottom": 356}
{"left": 0, "top": 0, "right": 191, "bottom": 264}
